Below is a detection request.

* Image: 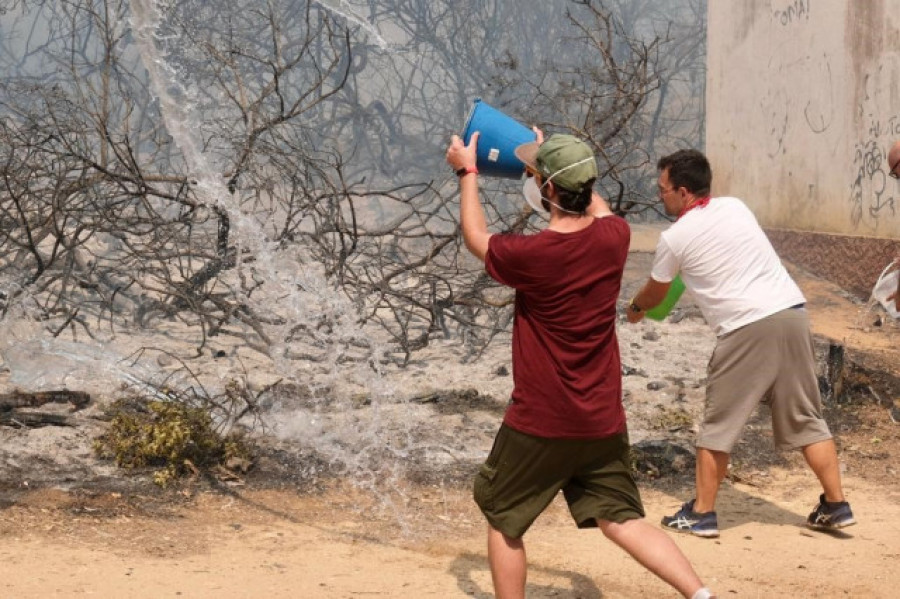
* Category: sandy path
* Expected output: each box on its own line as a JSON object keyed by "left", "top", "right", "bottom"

{"left": 1, "top": 468, "right": 898, "bottom": 598}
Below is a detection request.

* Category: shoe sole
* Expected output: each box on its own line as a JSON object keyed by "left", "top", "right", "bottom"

{"left": 689, "top": 528, "right": 720, "bottom": 538}
{"left": 661, "top": 523, "right": 720, "bottom": 538}
{"left": 806, "top": 518, "right": 856, "bottom": 531}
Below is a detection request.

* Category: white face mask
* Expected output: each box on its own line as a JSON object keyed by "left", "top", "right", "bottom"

{"left": 522, "top": 176, "right": 548, "bottom": 214}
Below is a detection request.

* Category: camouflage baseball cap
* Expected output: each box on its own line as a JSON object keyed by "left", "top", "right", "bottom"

{"left": 515, "top": 134, "right": 598, "bottom": 192}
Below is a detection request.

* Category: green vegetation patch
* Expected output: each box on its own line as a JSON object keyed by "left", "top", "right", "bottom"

{"left": 94, "top": 397, "right": 253, "bottom": 487}
{"left": 649, "top": 405, "right": 695, "bottom": 432}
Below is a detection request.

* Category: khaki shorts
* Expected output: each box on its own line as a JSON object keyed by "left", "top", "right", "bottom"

{"left": 698, "top": 307, "right": 832, "bottom": 452}
{"left": 473, "top": 424, "right": 644, "bottom": 540}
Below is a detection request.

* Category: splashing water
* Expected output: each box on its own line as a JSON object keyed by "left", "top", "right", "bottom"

{"left": 132, "top": 2, "right": 388, "bottom": 364}
{"left": 0, "top": 0, "right": 454, "bottom": 523}
{"left": 0, "top": 0, "right": 495, "bottom": 533}
{"left": 312, "top": 0, "right": 395, "bottom": 51}
{"left": 126, "top": 0, "right": 415, "bottom": 484}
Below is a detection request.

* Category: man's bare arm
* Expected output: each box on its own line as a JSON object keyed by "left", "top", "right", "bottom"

{"left": 446, "top": 132, "right": 491, "bottom": 262}
{"left": 625, "top": 277, "right": 671, "bottom": 323}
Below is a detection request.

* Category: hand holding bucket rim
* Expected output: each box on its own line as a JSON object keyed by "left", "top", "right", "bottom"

{"left": 447, "top": 125, "right": 552, "bottom": 182}
{"left": 447, "top": 125, "right": 544, "bottom": 173}
{"left": 446, "top": 131, "right": 480, "bottom": 173}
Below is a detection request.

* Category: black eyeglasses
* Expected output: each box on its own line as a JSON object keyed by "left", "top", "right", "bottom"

{"left": 890, "top": 157, "right": 900, "bottom": 180}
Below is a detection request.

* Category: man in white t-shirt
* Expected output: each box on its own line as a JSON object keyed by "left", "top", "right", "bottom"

{"left": 626, "top": 149, "right": 855, "bottom": 538}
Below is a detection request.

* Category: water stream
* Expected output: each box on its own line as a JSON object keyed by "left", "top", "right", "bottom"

{"left": 0, "top": 0, "right": 446, "bottom": 520}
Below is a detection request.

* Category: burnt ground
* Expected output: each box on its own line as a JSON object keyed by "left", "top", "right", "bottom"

{"left": 0, "top": 249, "right": 898, "bottom": 518}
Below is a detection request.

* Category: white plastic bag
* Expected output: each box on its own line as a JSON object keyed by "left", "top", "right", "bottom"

{"left": 872, "top": 260, "right": 900, "bottom": 319}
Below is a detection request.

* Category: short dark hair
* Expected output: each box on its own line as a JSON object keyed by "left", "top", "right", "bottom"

{"left": 553, "top": 178, "right": 596, "bottom": 215}
{"left": 657, "top": 149, "right": 711, "bottom": 196}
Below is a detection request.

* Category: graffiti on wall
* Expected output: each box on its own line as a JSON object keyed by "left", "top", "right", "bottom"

{"left": 713, "top": 0, "right": 899, "bottom": 236}
{"left": 759, "top": 51, "right": 834, "bottom": 158}
{"left": 759, "top": 89, "right": 790, "bottom": 158}
{"left": 758, "top": 3, "right": 834, "bottom": 157}
{"left": 804, "top": 59, "right": 834, "bottom": 134}
{"left": 848, "top": 118, "right": 898, "bottom": 230}
{"left": 773, "top": 0, "right": 811, "bottom": 27}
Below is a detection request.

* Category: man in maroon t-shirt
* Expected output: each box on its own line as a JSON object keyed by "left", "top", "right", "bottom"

{"left": 445, "top": 131, "right": 715, "bottom": 599}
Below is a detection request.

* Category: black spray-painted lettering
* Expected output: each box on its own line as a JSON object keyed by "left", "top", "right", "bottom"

{"left": 773, "top": 0, "right": 811, "bottom": 27}
{"left": 848, "top": 127, "right": 897, "bottom": 230}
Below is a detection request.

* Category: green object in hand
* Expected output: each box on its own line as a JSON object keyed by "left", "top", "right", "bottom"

{"left": 645, "top": 275, "right": 686, "bottom": 321}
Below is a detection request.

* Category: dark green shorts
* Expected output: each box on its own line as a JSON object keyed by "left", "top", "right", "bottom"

{"left": 473, "top": 424, "right": 645, "bottom": 539}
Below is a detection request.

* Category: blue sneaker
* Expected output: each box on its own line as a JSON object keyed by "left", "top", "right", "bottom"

{"left": 661, "top": 499, "right": 719, "bottom": 538}
{"left": 806, "top": 494, "right": 856, "bottom": 530}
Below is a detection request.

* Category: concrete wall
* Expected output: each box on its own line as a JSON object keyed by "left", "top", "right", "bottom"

{"left": 707, "top": 1, "right": 900, "bottom": 239}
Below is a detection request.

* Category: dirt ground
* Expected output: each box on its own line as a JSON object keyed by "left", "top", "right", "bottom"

{"left": 0, "top": 224, "right": 898, "bottom": 598}
{"left": 0, "top": 471, "right": 898, "bottom": 598}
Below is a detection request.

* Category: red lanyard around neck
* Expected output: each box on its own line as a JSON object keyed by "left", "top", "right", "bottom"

{"left": 677, "top": 196, "right": 711, "bottom": 220}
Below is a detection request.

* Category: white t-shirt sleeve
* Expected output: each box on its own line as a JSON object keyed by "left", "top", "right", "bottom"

{"left": 650, "top": 235, "right": 680, "bottom": 283}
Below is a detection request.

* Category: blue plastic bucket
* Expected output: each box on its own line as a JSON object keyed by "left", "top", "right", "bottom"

{"left": 461, "top": 98, "right": 536, "bottom": 179}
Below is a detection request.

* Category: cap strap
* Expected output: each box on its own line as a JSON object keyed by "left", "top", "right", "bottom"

{"left": 543, "top": 156, "right": 595, "bottom": 188}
